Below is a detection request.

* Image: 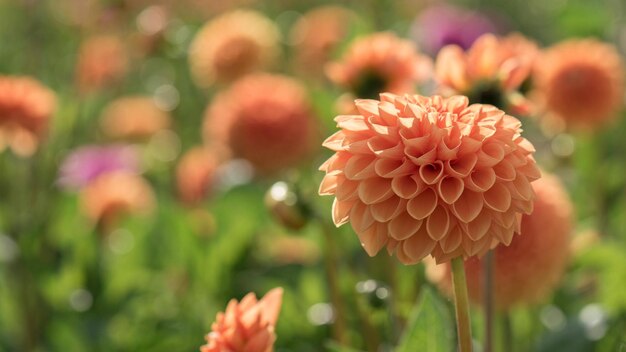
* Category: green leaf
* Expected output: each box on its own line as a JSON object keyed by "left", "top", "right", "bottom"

{"left": 395, "top": 288, "right": 454, "bottom": 352}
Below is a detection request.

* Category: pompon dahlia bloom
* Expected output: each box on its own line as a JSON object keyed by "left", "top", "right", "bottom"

{"left": 327, "top": 32, "right": 432, "bottom": 100}
{"left": 76, "top": 35, "right": 129, "bottom": 92}
{"left": 410, "top": 4, "right": 498, "bottom": 56}
{"left": 435, "top": 33, "right": 538, "bottom": 114}
{"left": 58, "top": 144, "right": 140, "bottom": 189}
{"left": 176, "top": 147, "right": 219, "bottom": 205}
{"left": 100, "top": 96, "right": 171, "bottom": 140}
{"left": 0, "top": 76, "right": 56, "bottom": 157}
{"left": 426, "top": 173, "right": 572, "bottom": 309}
{"left": 201, "top": 288, "right": 283, "bottom": 352}
{"left": 80, "top": 171, "right": 155, "bottom": 228}
{"left": 532, "top": 39, "right": 625, "bottom": 129}
{"left": 319, "top": 94, "right": 540, "bottom": 264}
{"left": 204, "top": 74, "right": 317, "bottom": 174}
{"left": 290, "top": 6, "right": 357, "bottom": 76}
{"left": 189, "top": 10, "right": 280, "bottom": 87}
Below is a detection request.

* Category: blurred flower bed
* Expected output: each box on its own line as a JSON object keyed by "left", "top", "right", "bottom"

{"left": 0, "top": 0, "right": 625, "bottom": 351}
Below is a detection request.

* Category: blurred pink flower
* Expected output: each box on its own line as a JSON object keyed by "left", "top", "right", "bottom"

{"left": 532, "top": 39, "right": 625, "bottom": 130}
{"left": 411, "top": 4, "right": 498, "bottom": 55}
{"left": 435, "top": 33, "right": 539, "bottom": 114}
{"left": 319, "top": 94, "right": 540, "bottom": 264}
{"left": 204, "top": 73, "right": 317, "bottom": 174}
{"left": 327, "top": 32, "right": 432, "bottom": 101}
{"left": 426, "top": 173, "right": 572, "bottom": 309}
{"left": 201, "top": 288, "right": 283, "bottom": 352}
{"left": 58, "top": 144, "right": 140, "bottom": 190}
{"left": 0, "top": 76, "right": 56, "bottom": 157}
{"left": 189, "top": 10, "right": 280, "bottom": 87}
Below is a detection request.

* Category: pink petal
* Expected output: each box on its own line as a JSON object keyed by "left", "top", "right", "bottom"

{"left": 407, "top": 188, "right": 438, "bottom": 220}
{"left": 445, "top": 153, "right": 477, "bottom": 178}
{"left": 483, "top": 183, "right": 512, "bottom": 212}
{"left": 388, "top": 211, "right": 423, "bottom": 241}
{"left": 357, "top": 222, "right": 388, "bottom": 256}
{"left": 332, "top": 198, "right": 354, "bottom": 226}
{"left": 465, "top": 211, "right": 491, "bottom": 241}
{"left": 259, "top": 288, "right": 283, "bottom": 326}
{"left": 374, "top": 158, "right": 418, "bottom": 178}
{"left": 344, "top": 155, "right": 377, "bottom": 180}
{"left": 392, "top": 175, "right": 425, "bottom": 199}
{"left": 419, "top": 161, "right": 444, "bottom": 184}
{"left": 452, "top": 190, "right": 483, "bottom": 223}
{"left": 370, "top": 196, "right": 405, "bottom": 222}
{"left": 401, "top": 227, "right": 437, "bottom": 262}
{"left": 465, "top": 168, "right": 496, "bottom": 192}
{"left": 438, "top": 176, "right": 464, "bottom": 204}
{"left": 426, "top": 205, "right": 450, "bottom": 240}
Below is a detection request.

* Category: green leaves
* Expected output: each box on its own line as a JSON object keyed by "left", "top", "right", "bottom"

{"left": 396, "top": 288, "right": 454, "bottom": 352}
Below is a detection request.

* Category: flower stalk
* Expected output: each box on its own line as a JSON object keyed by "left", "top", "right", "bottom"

{"left": 451, "top": 256, "right": 473, "bottom": 352}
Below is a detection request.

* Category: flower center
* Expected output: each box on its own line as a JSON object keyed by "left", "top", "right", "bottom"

{"left": 467, "top": 80, "right": 505, "bottom": 108}
{"left": 352, "top": 69, "right": 388, "bottom": 99}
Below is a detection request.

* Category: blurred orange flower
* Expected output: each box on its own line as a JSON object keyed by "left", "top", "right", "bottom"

{"left": 319, "top": 94, "right": 540, "bottom": 264}
{"left": 435, "top": 33, "right": 538, "bottom": 113}
{"left": 426, "top": 173, "right": 572, "bottom": 309}
{"left": 0, "top": 76, "right": 56, "bottom": 157}
{"left": 327, "top": 32, "right": 432, "bottom": 100}
{"left": 76, "top": 35, "right": 129, "bottom": 93}
{"left": 290, "top": 6, "right": 357, "bottom": 77}
{"left": 532, "top": 39, "right": 624, "bottom": 129}
{"left": 204, "top": 73, "right": 317, "bottom": 174}
{"left": 189, "top": 10, "right": 280, "bottom": 87}
{"left": 100, "top": 96, "right": 171, "bottom": 140}
{"left": 175, "top": 146, "right": 218, "bottom": 206}
{"left": 80, "top": 171, "right": 155, "bottom": 231}
{"left": 201, "top": 288, "right": 283, "bottom": 352}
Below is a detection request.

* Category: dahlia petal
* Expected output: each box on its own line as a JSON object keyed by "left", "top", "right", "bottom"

{"left": 419, "top": 161, "right": 445, "bottom": 184}
{"left": 391, "top": 175, "right": 424, "bottom": 199}
{"left": 402, "top": 227, "right": 437, "bottom": 262}
{"left": 458, "top": 136, "right": 483, "bottom": 156}
{"left": 370, "top": 196, "right": 405, "bottom": 222}
{"left": 440, "top": 226, "right": 463, "bottom": 253}
{"left": 319, "top": 174, "right": 339, "bottom": 195}
{"left": 426, "top": 205, "right": 450, "bottom": 240}
{"left": 438, "top": 176, "right": 464, "bottom": 204}
{"left": 445, "top": 153, "right": 477, "bottom": 178}
{"left": 437, "top": 138, "right": 460, "bottom": 160}
{"left": 367, "top": 137, "right": 404, "bottom": 158}
{"left": 493, "top": 160, "right": 516, "bottom": 181}
{"left": 259, "top": 288, "right": 283, "bottom": 325}
{"left": 358, "top": 177, "right": 393, "bottom": 204}
{"left": 408, "top": 147, "right": 438, "bottom": 165}
{"left": 344, "top": 155, "right": 377, "bottom": 180}
{"left": 476, "top": 143, "right": 505, "bottom": 167}
{"left": 396, "top": 245, "right": 418, "bottom": 265}
{"left": 465, "top": 211, "right": 491, "bottom": 241}
{"left": 355, "top": 99, "right": 380, "bottom": 118}
{"left": 378, "top": 102, "right": 399, "bottom": 125}
{"left": 515, "top": 137, "right": 536, "bottom": 154}
{"left": 510, "top": 175, "right": 533, "bottom": 201}
{"left": 444, "top": 95, "right": 470, "bottom": 115}
{"left": 407, "top": 188, "right": 438, "bottom": 220}
{"left": 452, "top": 190, "right": 483, "bottom": 223}
{"left": 336, "top": 116, "right": 369, "bottom": 132}
{"left": 402, "top": 134, "right": 431, "bottom": 153}
{"left": 350, "top": 201, "right": 375, "bottom": 233}
{"left": 388, "top": 211, "right": 423, "bottom": 240}
{"left": 336, "top": 178, "right": 359, "bottom": 201}
{"left": 435, "top": 45, "right": 470, "bottom": 91}
{"left": 346, "top": 139, "right": 373, "bottom": 154}
{"left": 332, "top": 198, "right": 354, "bottom": 226}
{"left": 355, "top": 222, "right": 387, "bottom": 256}
{"left": 374, "top": 158, "right": 418, "bottom": 178}
{"left": 483, "top": 183, "right": 512, "bottom": 212}
{"left": 465, "top": 168, "right": 496, "bottom": 192}
{"left": 245, "top": 330, "right": 272, "bottom": 352}
{"left": 518, "top": 159, "right": 542, "bottom": 181}
{"left": 322, "top": 132, "right": 347, "bottom": 151}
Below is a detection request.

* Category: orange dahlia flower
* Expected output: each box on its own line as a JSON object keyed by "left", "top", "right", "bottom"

{"left": 290, "top": 6, "right": 356, "bottom": 76}
{"left": 80, "top": 171, "right": 155, "bottom": 229}
{"left": 319, "top": 94, "right": 540, "bottom": 264}
{"left": 532, "top": 39, "right": 625, "bottom": 129}
{"left": 189, "top": 10, "right": 280, "bottom": 88}
{"left": 76, "top": 35, "right": 129, "bottom": 93}
{"left": 204, "top": 74, "right": 317, "bottom": 174}
{"left": 0, "top": 76, "right": 56, "bottom": 157}
{"left": 426, "top": 173, "right": 572, "bottom": 309}
{"left": 176, "top": 147, "right": 218, "bottom": 206}
{"left": 100, "top": 96, "right": 171, "bottom": 140}
{"left": 201, "top": 288, "right": 283, "bottom": 352}
{"left": 327, "top": 32, "right": 432, "bottom": 100}
{"left": 435, "top": 33, "right": 538, "bottom": 113}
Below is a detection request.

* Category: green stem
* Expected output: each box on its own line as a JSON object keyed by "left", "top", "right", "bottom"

{"left": 320, "top": 223, "right": 348, "bottom": 345}
{"left": 502, "top": 311, "right": 513, "bottom": 352}
{"left": 483, "top": 251, "right": 494, "bottom": 352}
{"left": 451, "top": 257, "right": 473, "bottom": 352}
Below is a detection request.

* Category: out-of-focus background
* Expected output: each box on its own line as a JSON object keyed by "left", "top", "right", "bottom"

{"left": 0, "top": 0, "right": 625, "bottom": 351}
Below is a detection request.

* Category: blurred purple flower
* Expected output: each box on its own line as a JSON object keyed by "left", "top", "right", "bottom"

{"left": 411, "top": 4, "right": 499, "bottom": 56}
{"left": 58, "top": 144, "right": 140, "bottom": 189}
